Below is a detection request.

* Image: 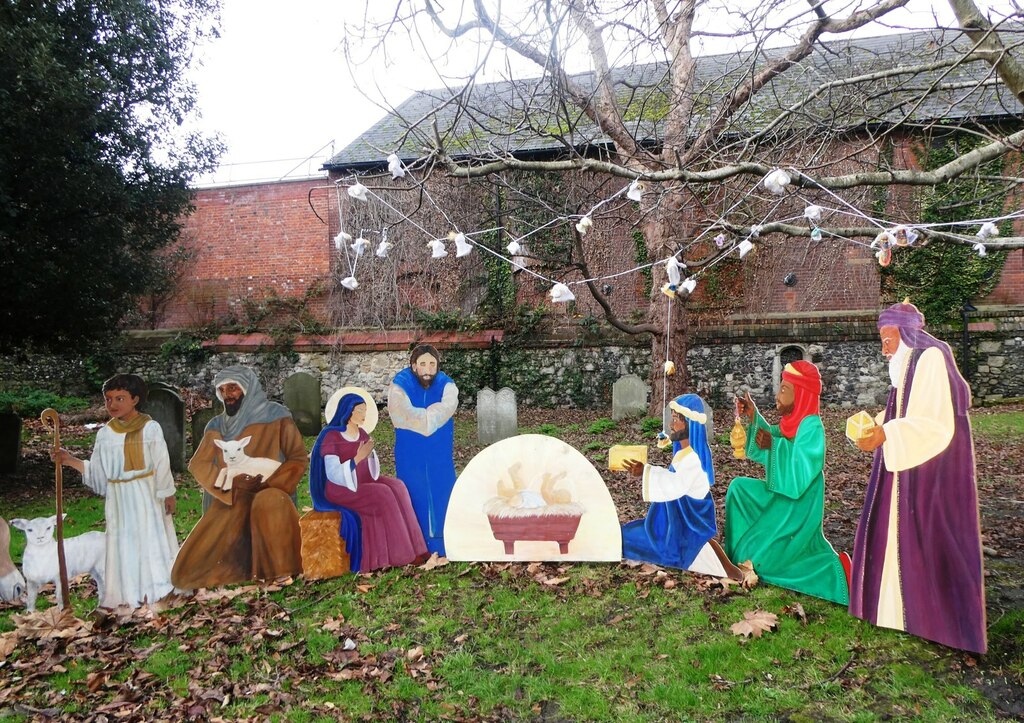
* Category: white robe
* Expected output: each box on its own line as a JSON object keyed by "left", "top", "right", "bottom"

{"left": 82, "top": 420, "right": 179, "bottom": 607}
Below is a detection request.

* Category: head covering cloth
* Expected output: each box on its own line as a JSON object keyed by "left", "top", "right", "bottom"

{"left": 207, "top": 365, "right": 292, "bottom": 441}
{"left": 779, "top": 360, "right": 822, "bottom": 439}
{"left": 669, "top": 394, "right": 715, "bottom": 485}
{"left": 877, "top": 301, "right": 971, "bottom": 410}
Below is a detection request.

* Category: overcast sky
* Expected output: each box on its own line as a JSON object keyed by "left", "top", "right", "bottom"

{"left": 187, "top": 0, "right": 966, "bottom": 186}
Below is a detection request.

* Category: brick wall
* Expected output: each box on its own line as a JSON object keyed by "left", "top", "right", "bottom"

{"left": 158, "top": 178, "right": 334, "bottom": 328}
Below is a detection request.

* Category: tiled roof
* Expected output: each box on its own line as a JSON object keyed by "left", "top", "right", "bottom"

{"left": 325, "top": 26, "right": 1021, "bottom": 171}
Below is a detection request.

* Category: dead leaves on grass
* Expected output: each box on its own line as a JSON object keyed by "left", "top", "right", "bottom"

{"left": 730, "top": 609, "right": 779, "bottom": 639}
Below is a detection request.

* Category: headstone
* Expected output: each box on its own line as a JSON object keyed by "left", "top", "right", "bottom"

{"left": 283, "top": 372, "right": 321, "bottom": 436}
{"left": 0, "top": 412, "right": 21, "bottom": 474}
{"left": 477, "top": 387, "right": 518, "bottom": 445}
{"left": 190, "top": 406, "right": 217, "bottom": 457}
{"left": 147, "top": 382, "right": 186, "bottom": 473}
{"left": 612, "top": 374, "right": 647, "bottom": 420}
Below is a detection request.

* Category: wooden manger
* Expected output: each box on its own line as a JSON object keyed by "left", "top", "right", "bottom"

{"left": 486, "top": 512, "right": 583, "bottom": 555}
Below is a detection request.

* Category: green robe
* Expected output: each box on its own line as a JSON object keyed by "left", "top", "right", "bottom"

{"left": 724, "top": 412, "right": 848, "bottom": 605}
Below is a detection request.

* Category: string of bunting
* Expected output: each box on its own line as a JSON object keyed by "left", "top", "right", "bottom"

{"left": 333, "top": 160, "right": 1023, "bottom": 303}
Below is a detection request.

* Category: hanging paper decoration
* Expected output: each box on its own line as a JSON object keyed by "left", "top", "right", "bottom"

{"left": 680, "top": 278, "right": 697, "bottom": 294}
{"left": 626, "top": 180, "right": 645, "bottom": 202}
{"left": 351, "top": 237, "right": 370, "bottom": 256}
{"left": 893, "top": 225, "right": 918, "bottom": 246}
{"left": 656, "top": 432, "right": 672, "bottom": 450}
{"left": 664, "top": 360, "right": 676, "bottom": 376}
{"left": 428, "top": 239, "right": 448, "bottom": 259}
{"left": 334, "top": 231, "right": 352, "bottom": 250}
{"left": 661, "top": 256, "right": 683, "bottom": 298}
{"left": 451, "top": 232, "right": 473, "bottom": 258}
{"left": 977, "top": 221, "right": 999, "bottom": 239}
{"left": 811, "top": 227, "right": 823, "bottom": 242}
{"left": 876, "top": 247, "right": 892, "bottom": 267}
{"left": 804, "top": 205, "right": 823, "bottom": 223}
{"left": 347, "top": 183, "right": 369, "bottom": 202}
{"left": 506, "top": 240, "right": 523, "bottom": 256}
{"left": 714, "top": 233, "right": 726, "bottom": 248}
{"left": 737, "top": 239, "right": 754, "bottom": 258}
{"left": 340, "top": 276, "right": 359, "bottom": 290}
{"left": 763, "top": 169, "right": 791, "bottom": 195}
{"left": 973, "top": 242, "right": 988, "bottom": 257}
{"left": 387, "top": 153, "right": 405, "bottom": 180}
{"left": 550, "top": 282, "right": 575, "bottom": 303}
{"left": 375, "top": 239, "right": 392, "bottom": 258}
{"left": 872, "top": 230, "right": 895, "bottom": 249}
{"left": 575, "top": 216, "right": 593, "bottom": 235}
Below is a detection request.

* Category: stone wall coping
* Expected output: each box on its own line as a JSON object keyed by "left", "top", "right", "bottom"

{"left": 201, "top": 330, "right": 505, "bottom": 352}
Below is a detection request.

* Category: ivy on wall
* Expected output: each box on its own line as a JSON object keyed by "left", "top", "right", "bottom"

{"left": 882, "top": 131, "right": 1011, "bottom": 325}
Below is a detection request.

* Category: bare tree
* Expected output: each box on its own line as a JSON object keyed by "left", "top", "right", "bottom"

{"left": 339, "top": 0, "right": 1024, "bottom": 401}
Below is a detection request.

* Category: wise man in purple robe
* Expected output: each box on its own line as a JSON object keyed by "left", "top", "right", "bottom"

{"left": 850, "top": 300, "right": 986, "bottom": 654}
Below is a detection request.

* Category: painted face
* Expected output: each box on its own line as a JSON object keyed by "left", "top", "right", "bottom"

{"left": 104, "top": 389, "right": 140, "bottom": 422}
{"left": 669, "top": 411, "right": 690, "bottom": 442}
{"left": 413, "top": 353, "right": 438, "bottom": 389}
{"left": 879, "top": 326, "right": 902, "bottom": 359}
{"left": 776, "top": 380, "right": 795, "bottom": 416}
{"left": 218, "top": 382, "right": 245, "bottom": 416}
{"left": 349, "top": 403, "right": 367, "bottom": 428}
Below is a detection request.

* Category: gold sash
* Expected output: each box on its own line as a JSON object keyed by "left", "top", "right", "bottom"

{"left": 107, "top": 413, "right": 152, "bottom": 472}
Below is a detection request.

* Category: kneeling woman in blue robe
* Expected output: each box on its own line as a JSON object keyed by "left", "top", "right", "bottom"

{"left": 621, "top": 394, "right": 740, "bottom": 578}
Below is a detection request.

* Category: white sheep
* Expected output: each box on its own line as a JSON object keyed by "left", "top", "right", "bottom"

{"left": 213, "top": 436, "right": 281, "bottom": 492}
{"left": 10, "top": 514, "right": 105, "bottom": 611}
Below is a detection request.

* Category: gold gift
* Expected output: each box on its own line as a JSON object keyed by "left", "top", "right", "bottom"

{"left": 608, "top": 444, "right": 648, "bottom": 471}
{"left": 729, "top": 417, "right": 747, "bottom": 459}
{"left": 845, "top": 411, "right": 877, "bottom": 442}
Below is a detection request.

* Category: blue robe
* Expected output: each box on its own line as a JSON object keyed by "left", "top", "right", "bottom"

{"left": 390, "top": 368, "right": 457, "bottom": 555}
{"left": 621, "top": 395, "right": 717, "bottom": 570}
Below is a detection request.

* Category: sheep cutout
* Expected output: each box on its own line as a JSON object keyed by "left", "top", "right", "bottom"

{"left": 213, "top": 436, "right": 282, "bottom": 492}
{"left": 11, "top": 515, "right": 105, "bottom": 611}
{"left": 445, "top": 434, "right": 621, "bottom": 561}
{"left": 0, "top": 517, "right": 27, "bottom": 604}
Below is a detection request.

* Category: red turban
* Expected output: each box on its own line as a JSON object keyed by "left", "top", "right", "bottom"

{"left": 779, "top": 360, "right": 822, "bottom": 439}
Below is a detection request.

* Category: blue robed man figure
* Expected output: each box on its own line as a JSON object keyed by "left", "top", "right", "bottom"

{"left": 621, "top": 394, "right": 742, "bottom": 580}
{"left": 387, "top": 344, "right": 459, "bottom": 556}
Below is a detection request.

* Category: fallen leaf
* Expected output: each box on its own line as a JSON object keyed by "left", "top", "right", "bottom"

{"left": 542, "top": 576, "right": 570, "bottom": 586}
{"left": 782, "top": 603, "right": 807, "bottom": 624}
{"left": 730, "top": 610, "right": 778, "bottom": 639}
{"left": 86, "top": 671, "right": 107, "bottom": 693}
{"left": 419, "top": 553, "right": 449, "bottom": 571}
{"left": 406, "top": 646, "right": 424, "bottom": 662}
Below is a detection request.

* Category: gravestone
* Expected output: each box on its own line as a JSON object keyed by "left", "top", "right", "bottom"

{"left": 612, "top": 374, "right": 647, "bottom": 421}
{"left": 477, "top": 387, "right": 518, "bottom": 445}
{"left": 190, "top": 406, "right": 217, "bottom": 457}
{"left": 283, "top": 372, "right": 321, "bottom": 436}
{"left": 0, "top": 412, "right": 21, "bottom": 474}
{"left": 147, "top": 382, "right": 186, "bottom": 473}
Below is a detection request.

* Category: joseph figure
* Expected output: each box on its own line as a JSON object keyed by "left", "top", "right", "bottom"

{"left": 172, "top": 366, "right": 304, "bottom": 588}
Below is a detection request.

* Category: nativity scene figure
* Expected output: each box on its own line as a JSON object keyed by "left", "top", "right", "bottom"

{"left": 308, "top": 388, "right": 427, "bottom": 573}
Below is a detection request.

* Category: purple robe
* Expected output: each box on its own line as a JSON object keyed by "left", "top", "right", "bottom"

{"left": 849, "top": 347, "right": 986, "bottom": 654}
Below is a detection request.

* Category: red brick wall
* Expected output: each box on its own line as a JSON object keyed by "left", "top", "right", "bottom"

{"left": 158, "top": 179, "right": 334, "bottom": 328}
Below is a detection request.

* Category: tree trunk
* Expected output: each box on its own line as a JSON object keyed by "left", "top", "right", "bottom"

{"left": 644, "top": 189, "right": 694, "bottom": 416}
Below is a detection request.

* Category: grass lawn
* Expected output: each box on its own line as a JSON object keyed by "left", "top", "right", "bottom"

{"left": 0, "top": 406, "right": 1021, "bottom": 720}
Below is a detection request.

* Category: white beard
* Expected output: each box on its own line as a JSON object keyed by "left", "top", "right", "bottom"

{"left": 888, "top": 341, "right": 911, "bottom": 388}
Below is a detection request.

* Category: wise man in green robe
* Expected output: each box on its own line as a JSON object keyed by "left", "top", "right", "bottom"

{"left": 725, "top": 360, "right": 850, "bottom": 604}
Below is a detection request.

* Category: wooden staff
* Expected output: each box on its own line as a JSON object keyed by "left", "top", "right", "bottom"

{"left": 40, "top": 408, "right": 70, "bottom": 611}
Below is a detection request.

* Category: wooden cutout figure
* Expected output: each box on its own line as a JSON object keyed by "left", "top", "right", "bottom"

{"left": 387, "top": 344, "right": 459, "bottom": 556}
{"left": 621, "top": 394, "right": 743, "bottom": 580}
{"left": 51, "top": 374, "right": 179, "bottom": 608}
{"left": 445, "top": 434, "right": 621, "bottom": 562}
{"left": 726, "top": 362, "right": 850, "bottom": 605}
{"left": 849, "top": 301, "right": 986, "bottom": 654}
{"left": 172, "top": 366, "right": 303, "bottom": 589}
{"left": 308, "top": 387, "right": 427, "bottom": 573}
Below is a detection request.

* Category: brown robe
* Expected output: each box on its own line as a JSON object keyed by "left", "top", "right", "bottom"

{"left": 171, "top": 418, "right": 305, "bottom": 588}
